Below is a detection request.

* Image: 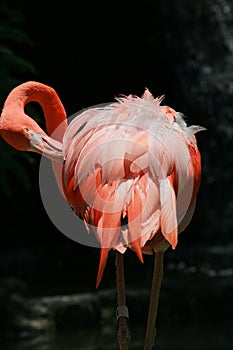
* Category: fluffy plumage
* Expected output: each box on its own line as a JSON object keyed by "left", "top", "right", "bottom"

{"left": 62, "top": 89, "right": 204, "bottom": 287}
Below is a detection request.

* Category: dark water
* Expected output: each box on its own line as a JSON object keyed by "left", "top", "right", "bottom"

{"left": 1, "top": 243, "right": 232, "bottom": 350}
{"left": 1, "top": 322, "right": 233, "bottom": 350}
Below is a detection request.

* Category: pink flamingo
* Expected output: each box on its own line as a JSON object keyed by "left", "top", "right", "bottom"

{"left": 0, "top": 81, "right": 204, "bottom": 349}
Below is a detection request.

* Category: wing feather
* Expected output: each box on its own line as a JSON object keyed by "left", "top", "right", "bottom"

{"left": 160, "top": 177, "right": 178, "bottom": 249}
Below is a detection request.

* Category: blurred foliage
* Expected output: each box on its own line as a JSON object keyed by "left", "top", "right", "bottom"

{"left": 0, "top": 1, "right": 39, "bottom": 198}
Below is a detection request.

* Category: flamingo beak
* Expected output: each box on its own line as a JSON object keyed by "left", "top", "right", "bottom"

{"left": 27, "top": 129, "right": 64, "bottom": 163}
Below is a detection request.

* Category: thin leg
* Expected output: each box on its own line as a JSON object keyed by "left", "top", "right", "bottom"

{"left": 144, "top": 251, "right": 164, "bottom": 350}
{"left": 115, "top": 251, "right": 131, "bottom": 350}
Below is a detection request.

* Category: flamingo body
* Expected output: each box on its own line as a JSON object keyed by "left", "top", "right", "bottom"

{"left": 61, "top": 90, "right": 203, "bottom": 285}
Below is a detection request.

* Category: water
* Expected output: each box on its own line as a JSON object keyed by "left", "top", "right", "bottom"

{"left": 1, "top": 243, "right": 232, "bottom": 349}
{"left": 1, "top": 322, "right": 233, "bottom": 349}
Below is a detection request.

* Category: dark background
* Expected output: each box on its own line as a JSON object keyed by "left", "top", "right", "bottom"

{"left": 0, "top": 0, "right": 232, "bottom": 347}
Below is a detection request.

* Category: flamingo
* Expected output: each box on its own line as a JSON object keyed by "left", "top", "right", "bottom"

{"left": 0, "top": 81, "right": 204, "bottom": 349}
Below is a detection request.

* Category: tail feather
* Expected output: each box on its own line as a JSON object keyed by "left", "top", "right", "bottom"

{"left": 96, "top": 247, "right": 110, "bottom": 288}
{"left": 131, "top": 238, "right": 144, "bottom": 263}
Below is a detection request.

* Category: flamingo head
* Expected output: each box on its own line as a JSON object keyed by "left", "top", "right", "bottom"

{"left": 0, "top": 110, "right": 63, "bottom": 162}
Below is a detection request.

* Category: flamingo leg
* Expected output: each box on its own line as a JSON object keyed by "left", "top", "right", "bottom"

{"left": 144, "top": 250, "right": 164, "bottom": 350}
{"left": 115, "top": 251, "right": 131, "bottom": 350}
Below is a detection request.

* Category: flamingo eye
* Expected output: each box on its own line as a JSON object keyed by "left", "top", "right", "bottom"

{"left": 24, "top": 127, "right": 30, "bottom": 132}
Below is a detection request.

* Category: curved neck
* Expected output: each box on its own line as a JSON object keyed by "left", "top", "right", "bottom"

{"left": 3, "top": 81, "right": 67, "bottom": 142}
